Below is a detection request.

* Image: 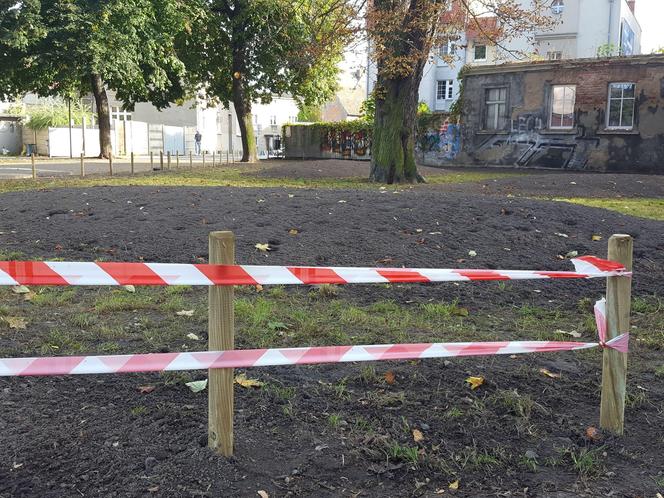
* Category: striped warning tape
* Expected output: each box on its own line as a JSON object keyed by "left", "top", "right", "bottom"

{"left": 0, "top": 299, "right": 628, "bottom": 377}
{"left": 0, "top": 256, "right": 629, "bottom": 287}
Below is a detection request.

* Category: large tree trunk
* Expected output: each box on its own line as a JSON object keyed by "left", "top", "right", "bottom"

{"left": 90, "top": 73, "right": 112, "bottom": 159}
{"left": 232, "top": 81, "right": 257, "bottom": 163}
{"left": 369, "top": 75, "right": 424, "bottom": 183}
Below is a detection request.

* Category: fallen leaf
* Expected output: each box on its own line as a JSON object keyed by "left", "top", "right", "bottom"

{"left": 428, "top": 231, "right": 442, "bottom": 235}
{"left": 288, "top": 194, "right": 294, "bottom": 198}
{"left": 123, "top": 285, "right": 136, "bottom": 293}
{"left": 451, "top": 307, "right": 469, "bottom": 317}
{"left": 412, "top": 429, "right": 424, "bottom": 442}
{"left": 257, "top": 491, "right": 269, "bottom": 498}
{"left": 147, "top": 485, "right": 160, "bottom": 493}
{"left": 468, "top": 250, "right": 477, "bottom": 257}
{"left": 539, "top": 368, "right": 561, "bottom": 379}
{"left": 384, "top": 371, "right": 396, "bottom": 385}
{"left": 377, "top": 257, "right": 394, "bottom": 264}
{"left": 585, "top": 426, "right": 602, "bottom": 441}
{"left": 338, "top": 200, "right": 347, "bottom": 203}
{"left": 554, "top": 329, "right": 582, "bottom": 338}
{"left": 448, "top": 479, "right": 459, "bottom": 490}
{"left": 22, "top": 292, "right": 35, "bottom": 302}
{"left": 185, "top": 379, "right": 208, "bottom": 393}
{"left": 554, "top": 232, "right": 569, "bottom": 238}
{"left": 3, "top": 317, "right": 27, "bottom": 329}
{"left": 176, "top": 309, "right": 194, "bottom": 317}
{"left": 435, "top": 489, "right": 446, "bottom": 495}
{"left": 465, "top": 376, "right": 484, "bottom": 390}
{"left": 186, "top": 333, "right": 199, "bottom": 340}
{"left": 591, "top": 234, "right": 602, "bottom": 241}
{"left": 255, "top": 243, "right": 271, "bottom": 252}
{"left": 565, "top": 250, "right": 579, "bottom": 258}
{"left": 11, "top": 285, "right": 30, "bottom": 294}
{"left": 255, "top": 284, "right": 264, "bottom": 292}
{"left": 288, "top": 228, "right": 298, "bottom": 235}
{"left": 234, "top": 373, "right": 264, "bottom": 389}
{"left": 138, "top": 385, "right": 156, "bottom": 394}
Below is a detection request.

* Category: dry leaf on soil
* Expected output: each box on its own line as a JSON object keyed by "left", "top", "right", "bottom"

{"left": 176, "top": 310, "right": 194, "bottom": 317}
{"left": 185, "top": 379, "right": 208, "bottom": 393}
{"left": 465, "top": 376, "right": 484, "bottom": 390}
{"left": 412, "top": 429, "right": 424, "bottom": 442}
{"left": 234, "top": 373, "right": 264, "bottom": 389}
{"left": 257, "top": 491, "right": 269, "bottom": 498}
{"left": 11, "top": 285, "right": 30, "bottom": 294}
{"left": 591, "top": 234, "right": 603, "bottom": 241}
{"left": 449, "top": 479, "right": 460, "bottom": 490}
{"left": 123, "top": 285, "right": 136, "bottom": 293}
{"left": 384, "top": 371, "right": 396, "bottom": 385}
{"left": 138, "top": 385, "right": 156, "bottom": 394}
{"left": 3, "top": 317, "right": 27, "bottom": 329}
{"left": 255, "top": 243, "right": 271, "bottom": 252}
{"left": 539, "top": 368, "right": 561, "bottom": 379}
{"left": 288, "top": 228, "right": 299, "bottom": 235}
{"left": 585, "top": 426, "right": 602, "bottom": 441}
{"left": 186, "top": 333, "right": 199, "bottom": 340}
{"left": 554, "top": 329, "right": 582, "bottom": 338}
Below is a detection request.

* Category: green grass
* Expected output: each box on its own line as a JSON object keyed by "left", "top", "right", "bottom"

{"left": 0, "top": 166, "right": 519, "bottom": 194}
{"left": 557, "top": 198, "right": 664, "bottom": 221}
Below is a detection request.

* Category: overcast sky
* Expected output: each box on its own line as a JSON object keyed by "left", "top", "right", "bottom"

{"left": 637, "top": 0, "right": 664, "bottom": 53}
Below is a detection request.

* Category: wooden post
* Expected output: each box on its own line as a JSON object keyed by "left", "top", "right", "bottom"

{"left": 80, "top": 153, "right": 85, "bottom": 178}
{"left": 176, "top": 152, "right": 180, "bottom": 169}
{"left": 167, "top": 151, "right": 171, "bottom": 170}
{"left": 130, "top": 152, "right": 134, "bottom": 175}
{"left": 108, "top": 155, "right": 113, "bottom": 176}
{"left": 599, "top": 234, "right": 633, "bottom": 435}
{"left": 208, "top": 231, "right": 235, "bottom": 456}
{"left": 212, "top": 151, "right": 216, "bottom": 167}
{"left": 189, "top": 151, "right": 193, "bottom": 169}
{"left": 159, "top": 151, "right": 164, "bottom": 170}
{"left": 202, "top": 151, "right": 206, "bottom": 168}
{"left": 150, "top": 151, "right": 154, "bottom": 170}
{"left": 31, "top": 153, "right": 36, "bottom": 179}
{"left": 226, "top": 151, "right": 229, "bottom": 164}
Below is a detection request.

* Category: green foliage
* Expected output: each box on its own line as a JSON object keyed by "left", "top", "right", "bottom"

{"left": 597, "top": 43, "right": 619, "bottom": 57}
{"left": 297, "top": 104, "right": 322, "bottom": 123}
{"left": 359, "top": 94, "right": 376, "bottom": 123}
{"left": 22, "top": 100, "right": 93, "bottom": 130}
{"left": 0, "top": 0, "right": 197, "bottom": 112}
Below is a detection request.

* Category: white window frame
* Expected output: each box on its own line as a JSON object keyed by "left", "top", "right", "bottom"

{"left": 436, "top": 80, "right": 454, "bottom": 101}
{"left": 606, "top": 82, "right": 636, "bottom": 130}
{"left": 549, "top": 85, "right": 576, "bottom": 129}
{"left": 110, "top": 106, "right": 132, "bottom": 121}
{"left": 547, "top": 51, "right": 562, "bottom": 60}
{"left": 484, "top": 87, "right": 507, "bottom": 130}
{"left": 269, "top": 115, "right": 277, "bottom": 125}
{"left": 551, "top": 0, "right": 564, "bottom": 15}
{"left": 474, "top": 44, "right": 487, "bottom": 61}
{"left": 438, "top": 40, "right": 456, "bottom": 58}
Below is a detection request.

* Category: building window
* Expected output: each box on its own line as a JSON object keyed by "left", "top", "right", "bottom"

{"left": 110, "top": 106, "right": 132, "bottom": 121}
{"left": 438, "top": 40, "right": 456, "bottom": 58}
{"left": 607, "top": 83, "right": 635, "bottom": 129}
{"left": 484, "top": 87, "right": 507, "bottom": 130}
{"left": 474, "top": 44, "right": 487, "bottom": 61}
{"left": 547, "top": 51, "right": 562, "bottom": 60}
{"left": 269, "top": 115, "right": 277, "bottom": 125}
{"left": 437, "top": 80, "right": 454, "bottom": 100}
{"left": 551, "top": 0, "right": 564, "bottom": 15}
{"left": 550, "top": 85, "right": 576, "bottom": 129}
{"left": 447, "top": 0, "right": 453, "bottom": 11}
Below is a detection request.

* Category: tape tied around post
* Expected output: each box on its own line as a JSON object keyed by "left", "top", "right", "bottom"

{"left": 594, "top": 298, "right": 630, "bottom": 353}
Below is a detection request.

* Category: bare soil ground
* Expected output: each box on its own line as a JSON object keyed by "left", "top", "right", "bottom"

{"left": 0, "top": 169, "right": 663, "bottom": 497}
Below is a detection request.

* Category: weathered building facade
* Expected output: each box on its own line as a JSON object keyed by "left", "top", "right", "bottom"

{"left": 454, "top": 55, "right": 664, "bottom": 172}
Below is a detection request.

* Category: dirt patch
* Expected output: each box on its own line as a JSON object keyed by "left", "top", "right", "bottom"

{"left": 0, "top": 185, "right": 663, "bottom": 497}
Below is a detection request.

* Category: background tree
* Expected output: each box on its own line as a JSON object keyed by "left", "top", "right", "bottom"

{"left": 0, "top": 0, "right": 197, "bottom": 158}
{"left": 187, "top": 0, "right": 357, "bottom": 162}
{"left": 367, "top": 0, "right": 554, "bottom": 183}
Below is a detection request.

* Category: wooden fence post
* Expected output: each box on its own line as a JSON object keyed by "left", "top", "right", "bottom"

{"left": 108, "top": 155, "right": 113, "bottom": 176}
{"left": 150, "top": 151, "right": 154, "bottom": 170}
{"left": 130, "top": 152, "right": 134, "bottom": 175}
{"left": 80, "top": 153, "right": 85, "bottom": 178}
{"left": 31, "top": 153, "right": 36, "bottom": 179}
{"left": 208, "top": 231, "right": 235, "bottom": 456}
{"left": 159, "top": 151, "right": 164, "bottom": 170}
{"left": 167, "top": 151, "right": 171, "bottom": 170}
{"left": 212, "top": 151, "right": 216, "bottom": 167}
{"left": 176, "top": 152, "right": 179, "bottom": 169}
{"left": 599, "top": 234, "right": 633, "bottom": 435}
{"left": 202, "top": 151, "right": 206, "bottom": 168}
{"left": 189, "top": 151, "right": 193, "bottom": 169}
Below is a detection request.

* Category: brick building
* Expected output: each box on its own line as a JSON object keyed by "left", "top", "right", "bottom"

{"left": 453, "top": 54, "right": 664, "bottom": 172}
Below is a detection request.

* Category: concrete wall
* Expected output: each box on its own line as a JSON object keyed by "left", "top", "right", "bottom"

{"left": 454, "top": 55, "right": 664, "bottom": 172}
{"left": 0, "top": 119, "right": 22, "bottom": 155}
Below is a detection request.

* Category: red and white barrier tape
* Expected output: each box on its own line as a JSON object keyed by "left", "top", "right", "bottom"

{"left": 0, "top": 256, "right": 629, "bottom": 287}
{"left": 0, "top": 300, "right": 628, "bottom": 377}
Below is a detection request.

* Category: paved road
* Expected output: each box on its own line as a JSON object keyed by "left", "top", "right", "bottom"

{"left": 0, "top": 155, "right": 237, "bottom": 179}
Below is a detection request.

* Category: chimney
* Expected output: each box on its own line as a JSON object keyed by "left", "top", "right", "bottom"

{"left": 627, "top": 0, "right": 635, "bottom": 13}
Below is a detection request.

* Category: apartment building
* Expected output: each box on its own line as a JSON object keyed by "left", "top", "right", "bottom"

{"left": 369, "top": 0, "right": 643, "bottom": 113}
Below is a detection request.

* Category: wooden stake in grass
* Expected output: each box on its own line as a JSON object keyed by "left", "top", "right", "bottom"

{"left": 108, "top": 155, "right": 113, "bottom": 176}
{"left": 202, "top": 151, "right": 206, "bottom": 168}
{"left": 208, "top": 231, "right": 235, "bottom": 456}
{"left": 600, "top": 234, "right": 633, "bottom": 435}
{"left": 150, "top": 151, "right": 154, "bottom": 170}
{"left": 167, "top": 151, "right": 171, "bottom": 170}
{"left": 80, "top": 153, "right": 85, "bottom": 178}
{"left": 176, "top": 152, "right": 179, "bottom": 169}
{"left": 212, "top": 151, "right": 216, "bottom": 167}
{"left": 31, "top": 153, "right": 36, "bottom": 179}
{"left": 130, "top": 152, "right": 134, "bottom": 175}
{"left": 159, "top": 151, "right": 164, "bottom": 170}
{"left": 189, "top": 151, "right": 193, "bottom": 169}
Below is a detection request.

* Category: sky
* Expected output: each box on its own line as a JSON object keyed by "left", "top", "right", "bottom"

{"left": 637, "top": 0, "right": 664, "bottom": 53}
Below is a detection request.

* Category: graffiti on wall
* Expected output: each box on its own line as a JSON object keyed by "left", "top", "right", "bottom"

{"left": 320, "top": 128, "right": 371, "bottom": 158}
{"left": 474, "top": 113, "right": 599, "bottom": 169}
{"left": 418, "top": 120, "right": 461, "bottom": 160}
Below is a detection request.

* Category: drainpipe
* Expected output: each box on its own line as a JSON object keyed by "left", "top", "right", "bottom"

{"left": 607, "top": 0, "right": 615, "bottom": 47}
